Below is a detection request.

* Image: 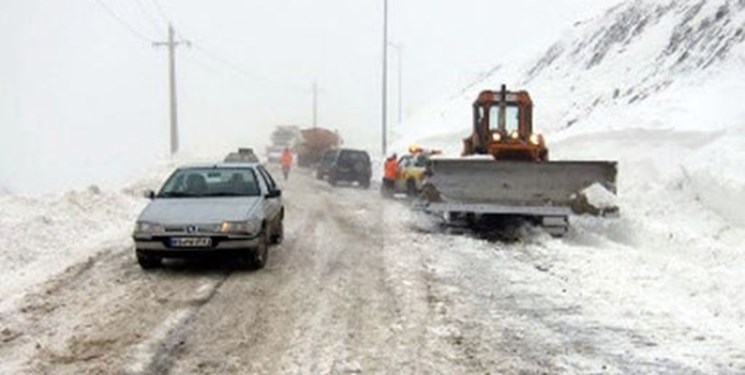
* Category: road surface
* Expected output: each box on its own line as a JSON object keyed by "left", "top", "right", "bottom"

{"left": 0, "top": 167, "right": 742, "bottom": 374}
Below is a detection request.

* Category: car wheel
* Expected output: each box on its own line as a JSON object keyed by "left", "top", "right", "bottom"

{"left": 136, "top": 250, "right": 161, "bottom": 269}
{"left": 328, "top": 173, "right": 338, "bottom": 187}
{"left": 251, "top": 230, "right": 269, "bottom": 269}
{"left": 271, "top": 218, "right": 284, "bottom": 244}
{"left": 316, "top": 170, "right": 323, "bottom": 180}
{"left": 360, "top": 178, "right": 370, "bottom": 189}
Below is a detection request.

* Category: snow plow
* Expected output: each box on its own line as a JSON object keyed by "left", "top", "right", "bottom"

{"left": 420, "top": 86, "right": 617, "bottom": 235}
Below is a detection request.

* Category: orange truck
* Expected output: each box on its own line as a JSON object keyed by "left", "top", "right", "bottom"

{"left": 295, "top": 128, "right": 342, "bottom": 167}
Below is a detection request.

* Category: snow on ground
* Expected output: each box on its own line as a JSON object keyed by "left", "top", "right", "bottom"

{"left": 0, "top": 157, "right": 185, "bottom": 311}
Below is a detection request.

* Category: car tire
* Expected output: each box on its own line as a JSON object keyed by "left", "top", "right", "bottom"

{"left": 316, "top": 170, "right": 323, "bottom": 180}
{"left": 251, "top": 230, "right": 269, "bottom": 269}
{"left": 328, "top": 173, "right": 338, "bottom": 187}
{"left": 136, "top": 251, "right": 161, "bottom": 269}
{"left": 360, "top": 179, "right": 370, "bottom": 189}
{"left": 271, "top": 218, "right": 284, "bottom": 244}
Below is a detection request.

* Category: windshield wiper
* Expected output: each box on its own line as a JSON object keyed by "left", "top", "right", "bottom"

{"left": 157, "top": 191, "right": 197, "bottom": 198}
{"left": 206, "top": 192, "right": 252, "bottom": 197}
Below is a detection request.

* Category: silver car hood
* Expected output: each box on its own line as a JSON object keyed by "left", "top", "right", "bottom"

{"left": 138, "top": 197, "right": 260, "bottom": 224}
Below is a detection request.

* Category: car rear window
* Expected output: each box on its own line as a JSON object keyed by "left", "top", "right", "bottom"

{"left": 338, "top": 151, "right": 369, "bottom": 163}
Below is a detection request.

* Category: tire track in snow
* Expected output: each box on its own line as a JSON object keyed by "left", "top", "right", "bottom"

{"left": 124, "top": 277, "right": 228, "bottom": 375}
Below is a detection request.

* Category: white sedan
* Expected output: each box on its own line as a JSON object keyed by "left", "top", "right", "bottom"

{"left": 132, "top": 163, "right": 284, "bottom": 270}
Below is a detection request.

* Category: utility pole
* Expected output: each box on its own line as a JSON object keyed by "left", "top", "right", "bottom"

{"left": 381, "top": 0, "right": 388, "bottom": 156}
{"left": 312, "top": 81, "right": 318, "bottom": 128}
{"left": 389, "top": 42, "right": 403, "bottom": 126}
{"left": 153, "top": 24, "right": 188, "bottom": 155}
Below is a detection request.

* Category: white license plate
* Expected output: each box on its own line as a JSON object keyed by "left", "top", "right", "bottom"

{"left": 170, "top": 237, "right": 212, "bottom": 248}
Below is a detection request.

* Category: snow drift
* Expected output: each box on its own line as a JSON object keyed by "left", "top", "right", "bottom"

{"left": 0, "top": 159, "right": 180, "bottom": 309}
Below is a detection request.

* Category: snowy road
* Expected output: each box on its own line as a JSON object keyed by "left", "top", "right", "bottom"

{"left": 1, "top": 167, "right": 743, "bottom": 374}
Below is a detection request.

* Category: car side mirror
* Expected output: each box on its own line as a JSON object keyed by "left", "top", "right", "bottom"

{"left": 266, "top": 189, "right": 282, "bottom": 198}
{"left": 143, "top": 190, "right": 156, "bottom": 199}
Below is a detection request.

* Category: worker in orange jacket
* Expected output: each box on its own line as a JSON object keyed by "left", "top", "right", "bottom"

{"left": 381, "top": 153, "right": 398, "bottom": 197}
{"left": 280, "top": 147, "right": 293, "bottom": 181}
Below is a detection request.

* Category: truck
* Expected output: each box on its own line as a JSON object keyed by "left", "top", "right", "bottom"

{"left": 295, "top": 127, "right": 342, "bottom": 167}
{"left": 266, "top": 126, "right": 301, "bottom": 163}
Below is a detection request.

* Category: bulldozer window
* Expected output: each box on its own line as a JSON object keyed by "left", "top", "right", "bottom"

{"left": 488, "top": 105, "right": 520, "bottom": 134}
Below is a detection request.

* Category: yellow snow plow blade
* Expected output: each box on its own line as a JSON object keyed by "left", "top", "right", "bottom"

{"left": 422, "top": 158, "right": 618, "bottom": 216}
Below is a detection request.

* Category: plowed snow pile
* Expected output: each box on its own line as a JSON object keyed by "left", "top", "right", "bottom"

{"left": 0, "top": 159, "right": 179, "bottom": 309}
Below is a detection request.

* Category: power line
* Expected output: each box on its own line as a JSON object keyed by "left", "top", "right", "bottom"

{"left": 150, "top": 0, "right": 170, "bottom": 24}
{"left": 93, "top": 0, "right": 154, "bottom": 42}
{"left": 134, "top": 0, "right": 163, "bottom": 34}
{"left": 188, "top": 42, "right": 310, "bottom": 94}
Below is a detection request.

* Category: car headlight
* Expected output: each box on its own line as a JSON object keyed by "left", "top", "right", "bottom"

{"left": 529, "top": 134, "right": 541, "bottom": 145}
{"left": 135, "top": 221, "right": 164, "bottom": 234}
{"left": 509, "top": 131, "right": 519, "bottom": 140}
{"left": 491, "top": 132, "right": 502, "bottom": 142}
{"left": 220, "top": 221, "right": 258, "bottom": 234}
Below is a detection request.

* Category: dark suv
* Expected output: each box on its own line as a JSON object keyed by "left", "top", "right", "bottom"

{"left": 316, "top": 148, "right": 371, "bottom": 188}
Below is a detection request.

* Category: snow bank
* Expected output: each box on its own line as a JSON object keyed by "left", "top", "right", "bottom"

{"left": 0, "top": 158, "right": 181, "bottom": 310}
{"left": 0, "top": 188, "right": 144, "bottom": 308}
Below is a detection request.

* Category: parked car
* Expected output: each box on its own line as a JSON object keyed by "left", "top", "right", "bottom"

{"left": 394, "top": 148, "right": 441, "bottom": 197}
{"left": 132, "top": 163, "right": 284, "bottom": 270}
{"left": 224, "top": 148, "right": 260, "bottom": 163}
{"left": 316, "top": 148, "right": 371, "bottom": 188}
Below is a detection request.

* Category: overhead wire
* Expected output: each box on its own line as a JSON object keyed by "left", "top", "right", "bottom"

{"left": 133, "top": 0, "right": 164, "bottom": 35}
{"left": 150, "top": 0, "right": 171, "bottom": 24}
{"left": 186, "top": 42, "right": 310, "bottom": 94}
{"left": 92, "top": 0, "right": 154, "bottom": 43}
{"left": 94, "top": 0, "right": 311, "bottom": 96}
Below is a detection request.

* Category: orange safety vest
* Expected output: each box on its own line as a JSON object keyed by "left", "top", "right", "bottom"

{"left": 384, "top": 158, "right": 399, "bottom": 180}
{"left": 280, "top": 150, "right": 293, "bottom": 167}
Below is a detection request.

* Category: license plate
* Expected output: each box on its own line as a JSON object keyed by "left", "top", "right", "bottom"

{"left": 170, "top": 237, "right": 212, "bottom": 248}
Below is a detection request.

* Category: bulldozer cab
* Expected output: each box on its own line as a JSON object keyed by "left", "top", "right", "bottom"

{"left": 466, "top": 85, "right": 546, "bottom": 161}
{"left": 474, "top": 86, "right": 533, "bottom": 140}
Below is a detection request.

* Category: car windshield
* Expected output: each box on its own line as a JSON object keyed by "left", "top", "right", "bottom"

{"left": 158, "top": 168, "right": 261, "bottom": 198}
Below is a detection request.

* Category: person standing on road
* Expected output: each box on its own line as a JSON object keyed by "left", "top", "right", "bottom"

{"left": 381, "top": 153, "right": 399, "bottom": 197}
{"left": 280, "top": 147, "right": 293, "bottom": 181}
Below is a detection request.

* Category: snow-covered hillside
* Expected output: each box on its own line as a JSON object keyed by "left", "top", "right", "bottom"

{"left": 398, "top": 0, "right": 745, "bottom": 140}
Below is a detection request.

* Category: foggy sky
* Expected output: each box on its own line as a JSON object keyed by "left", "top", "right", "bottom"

{"left": 1, "top": 0, "right": 619, "bottom": 194}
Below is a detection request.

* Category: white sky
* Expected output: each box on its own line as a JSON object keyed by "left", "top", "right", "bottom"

{"left": 0, "top": 0, "right": 620, "bottom": 194}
